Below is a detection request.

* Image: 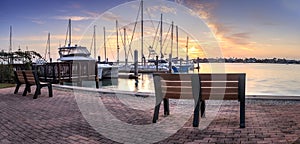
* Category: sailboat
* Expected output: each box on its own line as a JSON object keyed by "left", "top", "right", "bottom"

{"left": 117, "top": 1, "right": 170, "bottom": 73}
{"left": 97, "top": 26, "right": 119, "bottom": 79}
{"left": 120, "top": 0, "right": 194, "bottom": 73}
{"left": 171, "top": 36, "right": 195, "bottom": 73}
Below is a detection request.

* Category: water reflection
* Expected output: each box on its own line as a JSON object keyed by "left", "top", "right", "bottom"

{"left": 99, "top": 63, "right": 300, "bottom": 96}
{"left": 100, "top": 74, "right": 154, "bottom": 93}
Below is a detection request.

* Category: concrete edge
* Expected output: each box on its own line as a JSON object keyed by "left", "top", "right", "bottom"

{"left": 52, "top": 84, "right": 300, "bottom": 100}
{"left": 52, "top": 84, "right": 153, "bottom": 97}
{"left": 246, "top": 95, "right": 300, "bottom": 101}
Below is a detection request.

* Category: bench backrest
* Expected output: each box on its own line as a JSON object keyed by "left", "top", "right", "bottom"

{"left": 153, "top": 73, "right": 246, "bottom": 101}
{"left": 15, "top": 70, "right": 26, "bottom": 84}
{"left": 23, "top": 70, "right": 39, "bottom": 85}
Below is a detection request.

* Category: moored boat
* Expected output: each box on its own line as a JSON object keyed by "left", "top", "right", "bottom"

{"left": 57, "top": 19, "right": 118, "bottom": 80}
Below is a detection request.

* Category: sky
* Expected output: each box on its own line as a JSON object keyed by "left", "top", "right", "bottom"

{"left": 0, "top": 0, "right": 299, "bottom": 61}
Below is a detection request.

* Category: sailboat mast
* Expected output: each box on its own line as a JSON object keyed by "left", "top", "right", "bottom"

{"left": 9, "top": 26, "right": 12, "bottom": 52}
{"left": 48, "top": 33, "right": 50, "bottom": 61}
{"left": 160, "top": 13, "right": 163, "bottom": 60}
{"left": 93, "top": 25, "right": 96, "bottom": 59}
{"left": 171, "top": 21, "right": 174, "bottom": 58}
{"left": 141, "top": 0, "right": 144, "bottom": 63}
{"left": 68, "top": 19, "right": 71, "bottom": 46}
{"left": 116, "top": 20, "right": 119, "bottom": 64}
{"left": 186, "top": 36, "right": 189, "bottom": 63}
{"left": 124, "top": 28, "right": 127, "bottom": 66}
{"left": 176, "top": 25, "right": 178, "bottom": 59}
{"left": 103, "top": 27, "right": 107, "bottom": 61}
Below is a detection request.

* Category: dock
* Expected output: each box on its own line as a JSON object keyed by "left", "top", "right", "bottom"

{"left": 10, "top": 61, "right": 100, "bottom": 88}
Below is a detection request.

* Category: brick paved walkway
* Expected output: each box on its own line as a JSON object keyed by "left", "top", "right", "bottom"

{"left": 0, "top": 86, "right": 300, "bottom": 144}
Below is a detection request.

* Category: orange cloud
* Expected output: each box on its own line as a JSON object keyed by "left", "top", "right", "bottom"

{"left": 178, "top": 0, "right": 256, "bottom": 58}
{"left": 52, "top": 16, "right": 95, "bottom": 21}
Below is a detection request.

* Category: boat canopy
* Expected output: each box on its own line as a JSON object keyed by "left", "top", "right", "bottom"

{"left": 57, "top": 45, "right": 95, "bottom": 61}
{"left": 58, "top": 46, "right": 91, "bottom": 57}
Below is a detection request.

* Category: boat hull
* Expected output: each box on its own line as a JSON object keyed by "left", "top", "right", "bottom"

{"left": 97, "top": 64, "right": 119, "bottom": 80}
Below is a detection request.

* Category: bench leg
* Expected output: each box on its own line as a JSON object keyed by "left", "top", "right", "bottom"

{"left": 201, "top": 100, "right": 206, "bottom": 118}
{"left": 163, "top": 98, "right": 169, "bottom": 116}
{"left": 27, "top": 86, "right": 31, "bottom": 93}
{"left": 14, "top": 84, "right": 21, "bottom": 94}
{"left": 22, "top": 85, "right": 30, "bottom": 96}
{"left": 96, "top": 81, "right": 99, "bottom": 89}
{"left": 240, "top": 100, "right": 245, "bottom": 128}
{"left": 48, "top": 84, "right": 53, "bottom": 97}
{"left": 153, "top": 103, "right": 161, "bottom": 123}
{"left": 193, "top": 98, "right": 201, "bottom": 127}
{"left": 33, "top": 86, "right": 40, "bottom": 99}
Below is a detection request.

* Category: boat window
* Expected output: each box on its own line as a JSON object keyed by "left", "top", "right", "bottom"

{"left": 59, "top": 49, "right": 70, "bottom": 55}
{"left": 59, "top": 46, "right": 90, "bottom": 57}
{"left": 69, "top": 47, "right": 90, "bottom": 55}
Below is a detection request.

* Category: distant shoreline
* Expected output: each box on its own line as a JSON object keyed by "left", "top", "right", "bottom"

{"left": 193, "top": 58, "right": 300, "bottom": 64}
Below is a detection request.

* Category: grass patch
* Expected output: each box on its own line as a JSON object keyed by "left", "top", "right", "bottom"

{"left": 0, "top": 83, "right": 15, "bottom": 89}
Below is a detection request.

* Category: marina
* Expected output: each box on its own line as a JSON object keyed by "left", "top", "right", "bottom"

{"left": 97, "top": 63, "right": 300, "bottom": 96}
{"left": 1, "top": 0, "right": 300, "bottom": 143}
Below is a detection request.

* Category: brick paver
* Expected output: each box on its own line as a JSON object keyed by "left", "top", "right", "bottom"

{"left": 0, "top": 86, "right": 300, "bottom": 144}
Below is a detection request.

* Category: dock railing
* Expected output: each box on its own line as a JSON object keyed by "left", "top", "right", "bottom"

{"left": 34, "top": 61, "right": 99, "bottom": 88}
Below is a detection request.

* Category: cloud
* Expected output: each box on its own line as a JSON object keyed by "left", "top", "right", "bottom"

{"left": 24, "top": 17, "right": 45, "bottom": 25}
{"left": 179, "top": 0, "right": 256, "bottom": 55}
{"left": 146, "top": 5, "right": 176, "bottom": 14}
{"left": 73, "top": 27, "right": 80, "bottom": 32}
{"left": 52, "top": 15, "right": 94, "bottom": 21}
{"left": 225, "top": 32, "right": 251, "bottom": 45}
{"left": 183, "top": 0, "right": 216, "bottom": 20}
{"left": 82, "top": 10, "right": 100, "bottom": 18}
{"left": 31, "top": 19, "right": 45, "bottom": 25}
{"left": 101, "top": 11, "right": 121, "bottom": 21}
{"left": 52, "top": 10, "right": 101, "bottom": 21}
{"left": 231, "top": 32, "right": 250, "bottom": 39}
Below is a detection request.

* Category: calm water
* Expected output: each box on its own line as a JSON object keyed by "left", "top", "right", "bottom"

{"left": 98, "top": 63, "right": 300, "bottom": 96}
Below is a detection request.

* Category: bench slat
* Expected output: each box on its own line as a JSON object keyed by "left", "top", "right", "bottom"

{"left": 199, "top": 74, "right": 240, "bottom": 81}
{"left": 201, "top": 93, "right": 239, "bottom": 100}
{"left": 155, "top": 73, "right": 243, "bottom": 81}
{"left": 202, "top": 87, "right": 238, "bottom": 93}
{"left": 162, "top": 87, "right": 192, "bottom": 93}
{"left": 156, "top": 74, "right": 193, "bottom": 81}
{"left": 201, "top": 81, "right": 238, "bottom": 87}
{"left": 162, "top": 92, "right": 239, "bottom": 100}
{"left": 23, "top": 71, "right": 36, "bottom": 85}
{"left": 16, "top": 71, "right": 26, "bottom": 83}
{"left": 161, "top": 81, "right": 191, "bottom": 87}
{"left": 161, "top": 80, "right": 238, "bottom": 87}
{"left": 162, "top": 87, "right": 238, "bottom": 94}
{"left": 162, "top": 91, "right": 193, "bottom": 99}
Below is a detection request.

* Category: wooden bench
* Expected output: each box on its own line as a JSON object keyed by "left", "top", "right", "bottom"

{"left": 14, "top": 70, "right": 31, "bottom": 94}
{"left": 22, "top": 70, "right": 53, "bottom": 99}
{"left": 152, "top": 73, "right": 246, "bottom": 128}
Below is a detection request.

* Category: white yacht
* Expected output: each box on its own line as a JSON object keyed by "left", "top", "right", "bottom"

{"left": 57, "top": 45, "right": 118, "bottom": 80}
{"left": 57, "top": 19, "right": 118, "bottom": 80}
{"left": 57, "top": 45, "right": 95, "bottom": 61}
